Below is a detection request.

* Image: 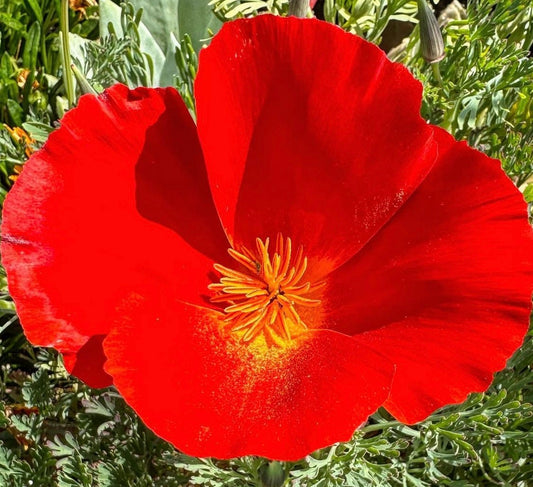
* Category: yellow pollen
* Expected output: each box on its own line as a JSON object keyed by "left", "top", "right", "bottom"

{"left": 209, "top": 235, "right": 324, "bottom": 345}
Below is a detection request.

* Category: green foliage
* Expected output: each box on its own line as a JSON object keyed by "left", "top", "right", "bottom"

{"left": 80, "top": 2, "right": 154, "bottom": 89}
{"left": 0, "top": 0, "right": 533, "bottom": 485}
{"left": 74, "top": 2, "right": 199, "bottom": 108}
{"left": 174, "top": 34, "right": 198, "bottom": 112}
{"left": 98, "top": 0, "right": 166, "bottom": 86}
{"left": 86, "top": 0, "right": 218, "bottom": 88}
{"left": 0, "top": 0, "right": 99, "bottom": 125}
{"left": 401, "top": 0, "right": 533, "bottom": 185}
{"left": 210, "top": 0, "right": 290, "bottom": 19}
{"left": 324, "top": 0, "right": 418, "bottom": 44}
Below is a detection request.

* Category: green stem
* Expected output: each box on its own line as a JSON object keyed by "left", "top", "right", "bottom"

{"left": 60, "top": 0, "right": 75, "bottom": 108}
{"left": 431, "top": 62, "right": 443, "bottom": 87}
{"left": 41, "top": 28, "right": 48, "bottom": 73}
{"left": 361, "top": 420, "right": 404, "bottom": 433}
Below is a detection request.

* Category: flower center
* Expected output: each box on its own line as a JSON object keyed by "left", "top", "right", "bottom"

{"left": 209, "top": 235, "right": 323, "bottom": 345}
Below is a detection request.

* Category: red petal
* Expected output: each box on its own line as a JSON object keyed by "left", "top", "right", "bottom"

{"left": 63, "top": 335, "right": 111, "bottom": 388}
{"left": 324, "top": 127, "right": 533, "bottom": 422}
{"left": 195, "top": 15, "right": 436, "bottom": 278}
{"left": 104, "top": 296, "right": 393, "bottom": 460}
{"left": 1, "top": 84, "right": 228, "bottom": 387}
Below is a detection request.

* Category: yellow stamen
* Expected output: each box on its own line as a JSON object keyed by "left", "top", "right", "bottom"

{"left": 210, "top": 235, "right": 324, "bottom": 346}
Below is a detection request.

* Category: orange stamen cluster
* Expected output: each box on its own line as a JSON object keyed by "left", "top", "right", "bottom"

{"left": 209, "top": 235, "right": 323, "bottom": 344}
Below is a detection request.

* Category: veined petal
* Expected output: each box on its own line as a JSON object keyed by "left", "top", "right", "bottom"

{"left": 195, "top": 15, "right": 437, "bottom": 279}
{"left": 104, "top": 295, "right": 393, "bottom": 460}
{"left": 1, "top": 84, "right": 228, "bottom": 388}
{"left": 323, "top": 127, "right": 533, "bottom": 422}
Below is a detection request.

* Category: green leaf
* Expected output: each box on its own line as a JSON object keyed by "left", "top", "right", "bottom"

{"left": 177, "top": 0, "right": 222, "bottom": 52}
{"left": 68, "top": 33, "right": 90, "bottom": 67}
{"left": 22, "top": 21, "right": 41, "bottom": 70}
{"left": 6, "top": 99, "right": 23, "bottom": 126}
{"left": 0, "top": 52, "right": 15, "bottom": 78}
{"left": 98, "top": 0, "right": 123, "bottom": 38}
{"left": 22, "top": 121, "right": 54, "bottom": 143}
{"left": 457, "top": 95, "right": 481, "bottom": 130}
{"left": 130, "top": 0, "right": 180, "bottom": 53}
{"left": 128, "top": 0, "right": 222, "bottom": 54}
{"left": 522, "top": 183, "right": 533, "bottom": 203}
{"left": 24, "top": 0, "right": 43, "bottom": 23}
{"left": 0, "top": 12, "right": 24, "bottom": 32}
{"left": 159, "top": 32, "right": 181, "bottom": 88}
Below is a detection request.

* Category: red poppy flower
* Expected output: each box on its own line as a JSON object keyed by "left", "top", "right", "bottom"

{"left": 2, "top": 15, "right": 532, "bottom": 460}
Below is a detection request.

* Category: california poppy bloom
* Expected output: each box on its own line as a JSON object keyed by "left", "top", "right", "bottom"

{"left": 2, "top": 16, "right": 532, "bottom": 460}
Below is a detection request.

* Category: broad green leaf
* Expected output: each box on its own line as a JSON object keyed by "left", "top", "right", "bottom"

{"left": 6, "top": 99, "right": 23, "bottom": 126}
{"left": 68, "top": 33, "right": 90, "bottom": 70}
{"left": 177, "top": 0, "right": 222, "bottom": 52}
{"left": 159, "top": 32, "right": 181, "bottom": 88}
{"left": 128, "top": 0, "right": 222, "bottom": 53}
{"left": 130, "top": 0, "right": 179, "bottom": 53}
{"left": 98, "top": 0, "right": 124, "bottom": 38}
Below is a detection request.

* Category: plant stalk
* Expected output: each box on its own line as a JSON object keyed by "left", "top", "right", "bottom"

{"left": 60, "top": 0, "right": 75, "bottom": 108}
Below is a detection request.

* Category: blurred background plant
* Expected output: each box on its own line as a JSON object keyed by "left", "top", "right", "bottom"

{"left": 0, "top": 0, "right": 532, "bottom": 485}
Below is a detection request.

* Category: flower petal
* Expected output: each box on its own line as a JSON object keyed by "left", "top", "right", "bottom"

{"left": 62, "top": 335, "right": 110, "bottom": 388}
{"left": 1, "top": 84, "right": 228, "bottom": 387}
{"left": 323, "top": 127, "right": 533, "bottom": 422}
{"left": 104, "top": 295, "right": 393, "bottom": 460}
{"left": 195, "top": 15, "right": 436, "bottom": 278}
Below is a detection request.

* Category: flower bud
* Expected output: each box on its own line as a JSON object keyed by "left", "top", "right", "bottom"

{"left": 417, "top": 0, "right": 445, "bottom": 63}
{"left": 288, "top": 0, "right": 310, "bottom": 18}
{"left": 259, "top": 461, "right": 287, "bottom": 487}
